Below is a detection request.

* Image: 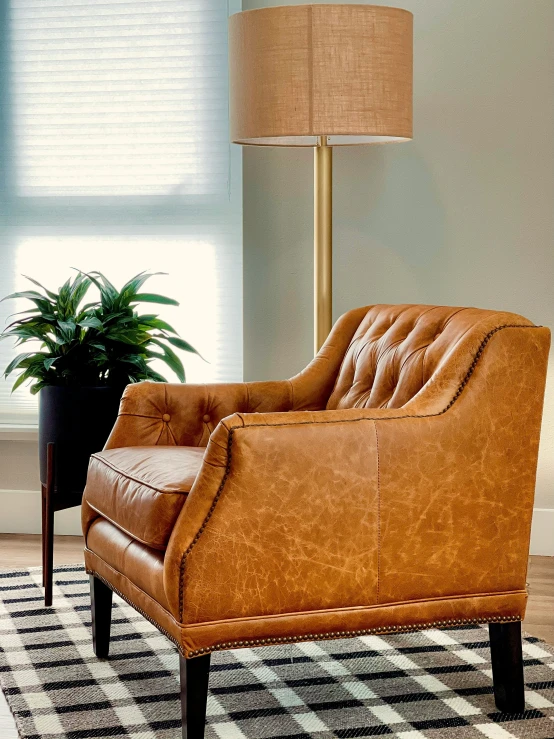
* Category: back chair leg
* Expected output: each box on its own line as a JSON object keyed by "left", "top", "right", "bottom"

{"left": 489, "top": 621, "right": 525, "bottom": 713}
{"left": 180, "top": 653, "right": 211, "bottom": 739}
{"left": 90, "top": 575, "right": 113, "bottom": 659}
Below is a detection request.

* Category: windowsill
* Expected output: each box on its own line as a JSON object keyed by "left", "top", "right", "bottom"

{"left": 0, "top": 424, "right": 39, "bottom": 442}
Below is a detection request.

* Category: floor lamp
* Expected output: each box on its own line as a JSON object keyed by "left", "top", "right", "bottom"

{"left": 229, "top": 4, "right": 413, "bottom": 352}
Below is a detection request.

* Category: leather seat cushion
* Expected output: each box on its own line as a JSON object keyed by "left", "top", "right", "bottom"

{"left": 86, "top": 517, "right": 169, "bottom": 610}
{"left": 84, "top": 446, "right": 205, "bottom": 550}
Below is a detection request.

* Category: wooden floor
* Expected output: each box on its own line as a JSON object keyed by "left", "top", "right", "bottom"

{"left": 0, "top": 535, "right": 553, "bottom": 739}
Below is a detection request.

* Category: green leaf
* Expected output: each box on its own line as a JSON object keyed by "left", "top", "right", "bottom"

{"left": 118, "top": 272, "right": 166, "bottom": 306}
{"left": 78, "top": 316, "right": 103, "bottom": 330}
{"left": 22, "top": 275, "right": 58, "bottom": 301}
{"left": 4, "top": 352, "right": 38, "bottom": 377}
{"left": 43, "top": 357, "right": 57, "bottom": 371}
{"left": 1, "top": 290, "right": 49, "bottom": 303}
{"left": 57, "top": 320, "right": 77, "bottom": 342}
{"left": 11, "top": 372, "right": 31, "bottom": 392}
{"left": 11, "top": 364, "right": 45, "bottom": 392}
{"left": 139, "top": 316, "right": 179, "bottom": 334}
{"left": 131, "top": 293, "right": 179, "bottom": 306}
{"left": 166, "top": 336, "right": 202, "bottom": 357}
{"left": 149, "top": 339, "right": 185, "bottom": 382}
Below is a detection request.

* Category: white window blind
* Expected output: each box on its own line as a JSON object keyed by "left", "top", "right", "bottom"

{"left": 0, "top": 0, "right": 242, "bottom": 426}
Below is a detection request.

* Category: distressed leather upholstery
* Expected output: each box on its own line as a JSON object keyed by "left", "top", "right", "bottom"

{"left": 82, "top": 304, "right": 550, "bottom": 658}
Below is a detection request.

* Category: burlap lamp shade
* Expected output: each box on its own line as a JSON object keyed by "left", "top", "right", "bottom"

{"left": 229, "top": 4, "right": 413, "bottom": 145}
{"left": 228, "top": 4, "right": 413, "bottom": 348}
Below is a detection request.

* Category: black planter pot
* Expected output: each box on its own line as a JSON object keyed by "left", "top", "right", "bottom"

{"left": 39, "top": 385, "right": 124, "bottom": 494}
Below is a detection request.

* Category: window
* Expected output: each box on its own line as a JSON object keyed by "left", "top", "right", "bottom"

{"left": 0, "top": 0, "right": 242, "bottom": 426}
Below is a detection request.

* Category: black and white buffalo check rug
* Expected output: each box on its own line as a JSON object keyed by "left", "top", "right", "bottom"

{"left": 1, "top": 566, "right": 554, "bottom": 739}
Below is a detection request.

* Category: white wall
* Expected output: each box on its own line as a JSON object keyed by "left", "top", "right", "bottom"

{"left": 242, "top": 0, "right": 554, "bottom": 551}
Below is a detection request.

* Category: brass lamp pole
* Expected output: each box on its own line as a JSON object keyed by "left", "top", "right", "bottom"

{"left": 229, "top": 5, "right": 413, "bottom": 353}
{"left": 314, "top": 136, "right": 333, "bottom": 352}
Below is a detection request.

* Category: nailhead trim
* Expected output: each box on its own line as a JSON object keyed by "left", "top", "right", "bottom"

{"left": 178, "top": 323, "right": 535, "bottom": 622}
{"left": 88, "top": 571, "right": 521, "bottom": 660}
{"left": 178, "top": 426, "right": 237, "bottom": 621}
{"left": 185, "top": 614, "right": 522, "bottom": 658}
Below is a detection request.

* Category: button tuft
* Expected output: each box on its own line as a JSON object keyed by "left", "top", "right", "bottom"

{"left": 162, "top": 413, "right": 171, "bottom": 422}
{"left": 203, "top": 414, "right": 210, "bottom": 423}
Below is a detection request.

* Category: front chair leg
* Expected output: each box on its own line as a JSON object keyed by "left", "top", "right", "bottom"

{"left": 489, "top": 621, "right": 525, "bottom": 713}
{"left": 180, "top": 654, "right": 211, "bottom": 739}
{"left": 90, "top": 575, "right": 113, "bottom": 659}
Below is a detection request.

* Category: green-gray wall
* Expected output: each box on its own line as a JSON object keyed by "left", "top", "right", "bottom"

{"left": 241, "top": 0, "right": 554, "bottom": 521}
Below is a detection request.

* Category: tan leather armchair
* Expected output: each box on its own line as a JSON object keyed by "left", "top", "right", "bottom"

{"left": 82, "top": 304, "right": 550, "bottom": 738}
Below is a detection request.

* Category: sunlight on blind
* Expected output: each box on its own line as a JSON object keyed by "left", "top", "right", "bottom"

{"left": 9, "top": 0, "right": 230, "bottom": 196}
{"left": 0, "top": 0, "right": 242, "bottom": 426}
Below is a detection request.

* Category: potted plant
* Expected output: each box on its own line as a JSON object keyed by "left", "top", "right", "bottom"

{"left": 1, "top": 270, "right": 199, "bottom": 492}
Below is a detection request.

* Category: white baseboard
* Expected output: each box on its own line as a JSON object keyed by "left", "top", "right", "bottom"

{"left": 529, "top": 508, "right": 554, "bottom": 556}
{"left": 0, "top": 489, "right": 553, "bottom": 554}
{"left": 0, "top": 489, "right": 82, "bottom": 536}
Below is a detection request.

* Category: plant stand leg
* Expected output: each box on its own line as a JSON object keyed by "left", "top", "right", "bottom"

{"left": 489, "top": 621, "right": 525, "bottom": 713}
{"left": 90, "top": 575, "right": 113, "bottom": 658}
{"left": 41, "top": 484, "right": 47, "bottom": 587}
{"left": 43, "top": 443, "right": 55, "bottom": 607}
{"left": 180, "top": 654, "right": 211, "bottom": 739}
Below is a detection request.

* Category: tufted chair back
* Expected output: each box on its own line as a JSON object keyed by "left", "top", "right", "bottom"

{"left": 104, "top": 303, "right": 537, "bottom": 450}
{"left": 325, "top": 304, "right": 528, "bottom": 410}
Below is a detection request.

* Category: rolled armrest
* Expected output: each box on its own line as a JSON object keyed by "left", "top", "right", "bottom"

{"left": 164, "top": 324, "right": 549, "bottom": 624}
{"left": 104, "top": 379, "right": 294, "bottom": 449}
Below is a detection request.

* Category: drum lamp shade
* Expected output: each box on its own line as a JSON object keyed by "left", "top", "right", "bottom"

{"left": 229, "top": 4, "right": 413, "bottom": 146}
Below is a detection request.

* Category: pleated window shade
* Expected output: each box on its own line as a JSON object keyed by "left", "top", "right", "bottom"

{"left": 0, "top": 0, "right": 242, "bottom": 426}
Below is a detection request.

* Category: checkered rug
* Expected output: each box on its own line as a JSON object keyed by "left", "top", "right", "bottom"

{"left": 1, "top": 566, "right": 553, "bottom": 739}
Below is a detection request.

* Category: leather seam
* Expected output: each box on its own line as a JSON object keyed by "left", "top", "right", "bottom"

{"left": 86, "top": 505, "right": 170, "bottom": 551}
{"left": 177, "top": 324, "right": 536, "bottom": 622}
{"left": 89, "top": 454, "right": 193, "bottom": 495}
{"left": 166, "top": 423, "right": 178, "bottom": 446}
{"left": 117, "top": 412, "right": 165, "bottom": 420}
{"left": 182, "top": 590, "right": 529, "bottom": 629}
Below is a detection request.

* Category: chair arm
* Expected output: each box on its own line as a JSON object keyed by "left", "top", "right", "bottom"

{"left": 163, "top": 325, "right": 548, "bottom": 625}
{"left": 104, "top": 379, "right": 294, "bottom": 449}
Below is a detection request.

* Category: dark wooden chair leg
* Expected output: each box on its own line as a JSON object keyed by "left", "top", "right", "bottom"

{"left": 180, "top": 653, "right": 211, "bottom": 739}
{"left": 489, "top": 621, "right": 525, "bottom": 713}
{"left": 90, "top": 575, "right": 113, "bottom": 658}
